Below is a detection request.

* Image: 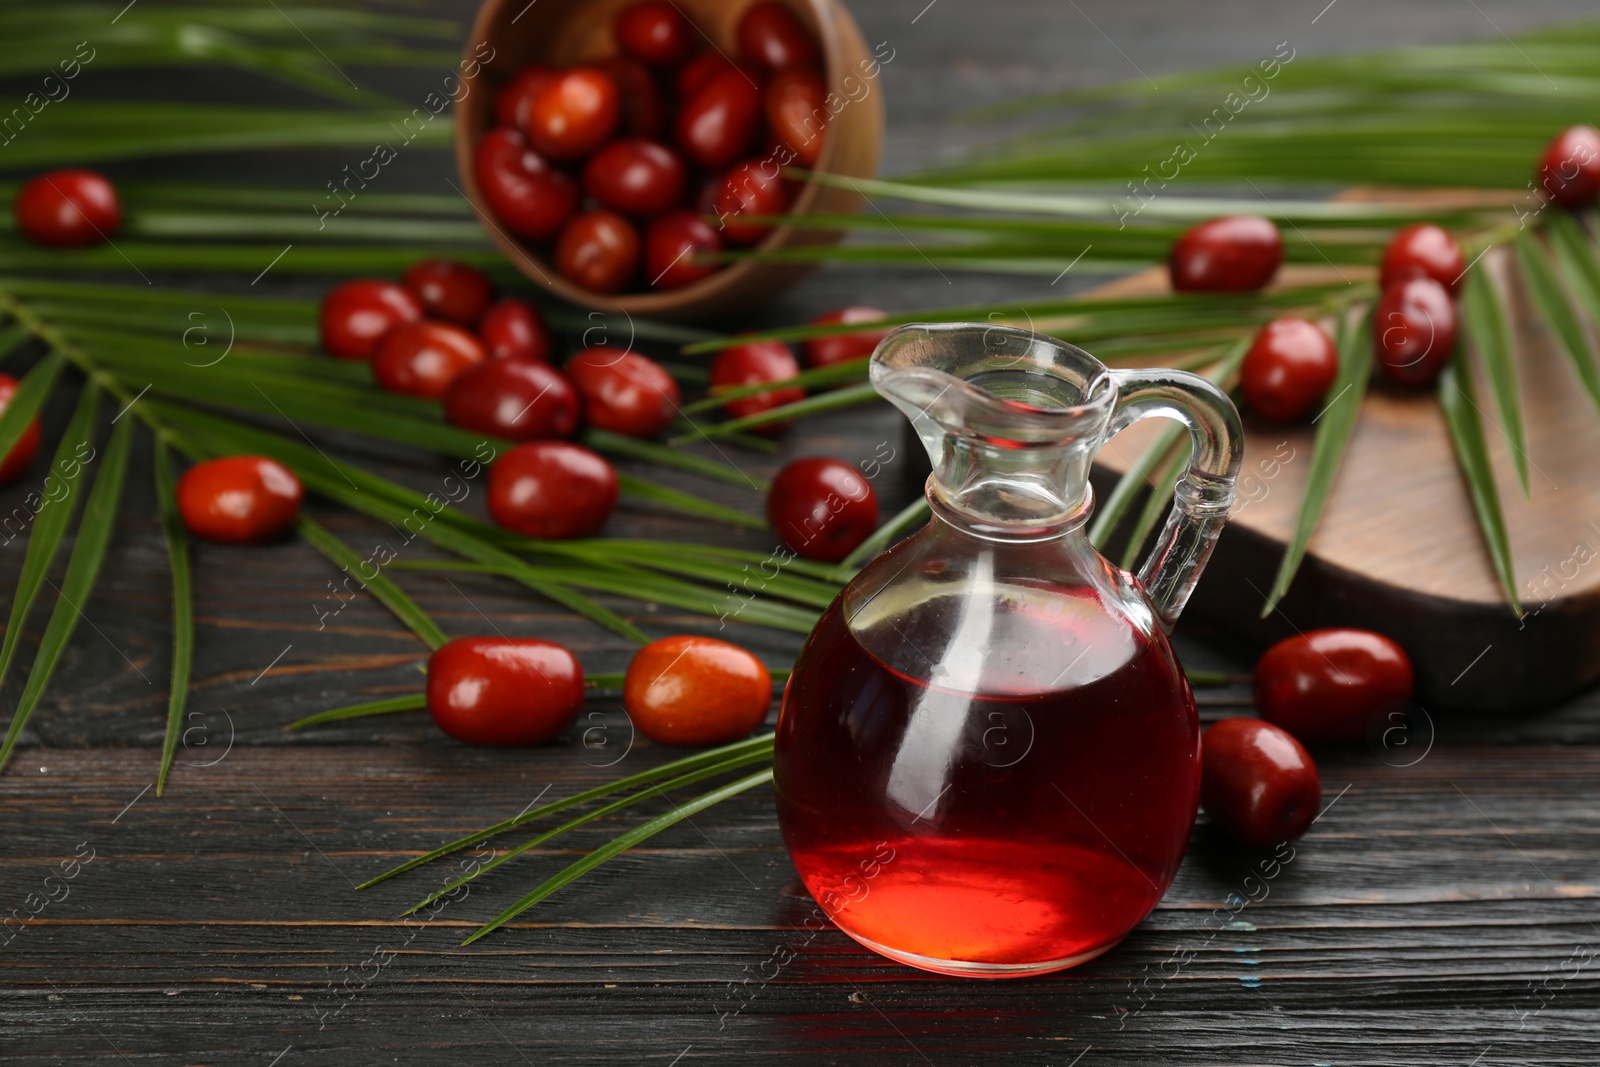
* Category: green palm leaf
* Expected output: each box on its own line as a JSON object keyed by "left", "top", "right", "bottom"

{"left": 803, "top": 172, "right": 1434, "bottom": 221}
{"left": 389, "top": 559, "right": 820, "bottom": 634}
{"left": 677, "top": 358, "right": 872, "bottom": 414}
{"left": 573, "top": 544, "right": 839, "bottom": 608}
{"left": 1119, "top": 442, "right": 1191, "bottom": 571}
{"left": 669, "top": 382, "right": 880, "bottom": 443}
{"left": 1089, "top": 421, "right": 1185, "bottom": 551}
{"left": 297, "top": 517, "right": 449, "bottom": 650}
{"left": 150, "top": 402, "right": 715, "bottom": 583}
{"left": 160, "top": 404, "right": 652, "bottom": 645}
{"left": 0, "top": 321, "right": 32, "bottom": 358}
{"left": 0, "top": 381, "right": 100, "bottom": 698}
{"left": 359, "top": 733, "right": 777, "bottom": 890}
{"left": 1438, "top": 362, "right": 1521, "bottom": 615}
{"left": 0, "top": 414, "right": 133, "bottom": 774}
{"left": 612, "top": 471, "right": 764, "bottom": 530}
{"left": 1544, "top": 211, "right": 1600, "bottom": 335}
{"left": 1460, "top": 261, "right": 1528, "bottom": 496}
{"left": 0, "top": 349, "right": 67, "bottom": 465}
{"left": 1260, "top": 310, "right": 1374, "bottom": 616}
{"left": 921, "top": 30, "right": 1600, "bottom": 191}
{"left": 1517, "top": 224, "right": 1600, "bottom": 415}
{"left": 461, "top": 768, "right": 774, "bottom": 945}
{"left": 157, "top": 401, "right": 784, "bottom": 636}
{"left": 152, "top": 438, "right": 193, "bottom": 796}
{"left": 286, "top": 693, "right": 428, "bottom": 731}
{"left": 678, "top": 288, "right": 1342, "bottom": 357}
{"left": 86, "top": 355, "right": 756, "bottom": 527}
{"left": 403, "top": 748, "right": 775, "bottom": 918}
{"left": 0, "top": 243, "right": 506, "bottom": 278}
{"left": 0, "top": 103, "right": 453, "bottom": 167}
{"left": 580, "top": 428, "right": 768, "bottom": 490}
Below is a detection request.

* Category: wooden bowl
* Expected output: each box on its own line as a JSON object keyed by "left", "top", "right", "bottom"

{"left": 455, "top": 0, "right": 884, "bottom": 321}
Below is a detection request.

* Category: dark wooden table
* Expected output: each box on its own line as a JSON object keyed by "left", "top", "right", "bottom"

{"left": 6, "top": 2, "right": 1600, "bottom": 1064}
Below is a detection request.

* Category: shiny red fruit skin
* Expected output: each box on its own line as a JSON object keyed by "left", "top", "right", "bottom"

{"left": 709, "top": 159, "right": 792, "bottom": 246}
{"left": 615, "top": 0, "right": 694, "bottom": 65}
{"left": 624, "top": 635, "right": 772, "bottom": 745}
{"left": 495, "top": 66, "right": 558, "bottom": 130}
{"left": 487, "top": 440, "right": 619, "bottom": 539}
{"left": 676, "top": 67, "right": 762, "bottom": 169}
{"left": 768, "top": 457, "right": 878, "bottom": 562}
{"left": 1374, "top": 277, "right": 1456, "bottom": 387}
{"left": 803, "top": 306, "right": 890, "bottom": 368}
{"left": 566, "top": 347, "right": 681, "bottom": 437}
{"left": 645, "top": 209, "right": 724, "bottom": 290}
{"left": 1379, "top": 224, "right": 1466, "bottom": 293}
{"left": 474, "top": 128, "right": 580, "bottom": 242}
{"left": 0, "top": 373, "right": 42, "bottom": 483}
{"left": 677, "top": 52, "right": 737, "bottom": 100}
{"left": 583, "top": 138, "right": 686, "bottom": 216}
{"left": 14, "top": 168, "right": 121, "bottom": 247}
{"left": 478, "top": 297, "right": 551, "bottom": 363}
{"left": 445, "top": 359, "right": 579, "bottom": 441}
{"left": 596, "top": 56, "right": 669, "bottom": 139}
{"left": 318, "top": 279, "right": 425, "bottom": 360}
{"left": 1255, "top": 628, "right": 1415, "bottom": 745}
{"left": 737, "top": 1, "right": 820, "bottom": 70}
{"left": 1538, "top": 125, "right": 1600, "bottom": 208}
{"left": 555, "top": 210, "right": 640, "bottom": 294}
{"left": 401, "top": 259, "right": 494, "bottom": 326}
{"left": 711, "top": 339, "right": 804, "bottom": 425}
{"left": 1169, "top": 215, "right": 1283, "bottom": 292}
{"left": 1240, "top": 316, "right": 1339, "bottom": 422}
{"left": 372, "top": 321, "right": 486, "bottom": 398}
{"left": 1201, "top": 717, "right": 1321, "bottom": 848}
{"left": 527, "top": 68, "right": 621, "bottom": 161}
{"left": 765, "top": 67, "right": 827, "bottom": 166}
{"left": 426, "top": 637, "right": 584, "bottom": 746}
{"left": 175, "top": 456, "right": 303, "bottom": 545}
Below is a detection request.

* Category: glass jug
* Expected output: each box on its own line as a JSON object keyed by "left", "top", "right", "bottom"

{"left": 774, "top": 323, "right": 1242, "bottom": 978}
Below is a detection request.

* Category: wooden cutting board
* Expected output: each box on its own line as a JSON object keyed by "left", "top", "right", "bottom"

{"left": 1088, "top": 250, "right": 1600, "bottom": 713}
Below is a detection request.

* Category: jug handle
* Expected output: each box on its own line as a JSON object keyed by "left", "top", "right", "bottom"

{"left": 1104, "top": 368, "right": 1243, "bottom": 631}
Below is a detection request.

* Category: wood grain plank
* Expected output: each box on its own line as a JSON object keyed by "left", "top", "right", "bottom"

{"left": 3, "top": 742, "right": 1598, "bottom": 1063}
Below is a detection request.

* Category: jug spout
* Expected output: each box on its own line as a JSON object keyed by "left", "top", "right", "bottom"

{"left": 870, "top": 322, "right": 1242, "bottom": 627}
{"left": 870, "top": 323, "right": 1118, "bottom": 531}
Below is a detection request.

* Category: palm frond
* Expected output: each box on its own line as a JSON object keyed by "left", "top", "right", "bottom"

{"left": 403, "top": 747, "right": 776, "bottom": 919}
{"left": 0, "top": 414, "right": 132, "bottom": 774}
{"left": 1119, "top": 443, "right": 1190, "bottom": 571}
{"left": 286, "top": 693, "right": 427, "bottom": 731}
{"left": 927, "top": 30, "right": 1600, "bottom": 189}
{"left": 1260, "top": 310, "right": 1374, "bottom": 616}
{"left": 152, "top": 438, "right": 193, "bottom": 796}
{"left": 0, "top": 382, "right": 100, "bottom": 700}
{"left": 1518, "top": 224, "right": 1600, "bottom": 416}
{"left": 297, "top": 516, "right": 450, "bottom": 650}
{"left": 1461, "top": 261, "right": 1528, "bottom": 495}
{"left": 0, "top": 103, "right": 455, "bottom": 168}
{"left": 460, "top": 768, "right": 775, "bottom": 944}
{"left": 0, "top": 350, "right": 67, "bottom": 463}
{"left": 358, "top": 733, "right": 779, "bottom": 890}
{"left": 1544, "top": 212, "right": 1600, "bottom": 337}
{"left": 1438, "top": 362, "right": 1521, "bottom": 615}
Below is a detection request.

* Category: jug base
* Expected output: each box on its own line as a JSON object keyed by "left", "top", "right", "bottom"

{"left": 841, "top": 928, "right": 1121, "bottom": 979}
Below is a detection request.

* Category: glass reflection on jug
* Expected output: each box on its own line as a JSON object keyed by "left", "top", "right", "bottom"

{"left": 775, "top": 323, "right": 1242, "bottom": 977}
